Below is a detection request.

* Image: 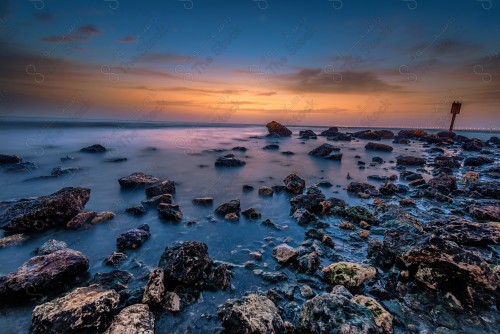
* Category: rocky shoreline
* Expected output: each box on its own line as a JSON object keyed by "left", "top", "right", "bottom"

{"left": 0, "top": 121, "right": 499, "bottom": 333}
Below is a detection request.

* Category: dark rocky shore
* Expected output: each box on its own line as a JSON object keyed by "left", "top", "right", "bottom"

{"left": 0, "top": 121, "right": 499, "bottom": 333}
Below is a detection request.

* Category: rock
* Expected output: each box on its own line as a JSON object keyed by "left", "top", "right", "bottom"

{"left": 218, "top": 293, "right": 286, "bottom": 334}
{"left": 299, "top": 130, "right": 317, "bottom": 139}
{"left": 470, "top": 181, "right": 500, "bottom": 199}
{"left": 0, "top": 233, "right": 29, "bottom": 248}
{"left": 215, "top": 155, "right": 246, "bottom": 167}
{"left": 399, "top": 198, "right": 416, "bottom": 206}
{"left": 293, "top": 208, "right": 316, "bottom": 225}
{"left": 328, "top": 132, "right": 352, "bottom": 141}
{"left": 0, "top": 154, "right": 22, "bottom": 165}
{"left": 157, "top": 204, "right": 183, "bottom": 221}
{"left": 0, "top": 187, "right": 91, "bottom": 233}
{"left": 373, "top": 204, "right": 421, "bottom": 228}
{"left": 299, "top": 293, "right": 379, "bottom": 334}
{"left": 0, "top": 249, "right": 89, "bottom": 300}
{"left": 297, "top": 252, "right": 321, "bottom": 274}
{"left": 158, "top": 241, "right": 212, "bottom": 286}
{"left": 322, "top": 262, "right": 377, "bottom": 288}
{"left": 35, "top": 239, "right": 67, "bottom": 255}
{"left": 164, "top": 291, "right": 181, "bottom": 312}
{"left": 320, "top": 127, "right": 339, "bottom": 136}
{"left": 393, "top": 138, "right": 410, "bottom": 144}
{"left": 261, "top": 271, "right": 288, "bottom": 282}
{"left": 116, "top": 224, "right": 151, "bottom": 251}
{"left": 242, "top": 184, "right": 254, "bottom": 192}
{"left": 91, "top": 211, "right": 115, "bottom": 224}
{"left": 232, "top": 146, "right": 247, "bottom": 152}
{"left": 205, "top": 264, "right": 233, "bottom": 291}
{"left": 379, "top": 182, "right": 397, "bottom": 195}
{"left": 301, "top": 284, "right": 315, "bottom": 298}
{"left": 400, "top": 170, "right": 423, "bottom": 181}
{"left": 105, "top": 157, "right": 128, "bottom": 163}
{"left": 347, "top": 182, "right": 380, "bottom": 196}
{"left": 435, "top": 156, "right": 460, "bottom": 169}
{"left": 342, "top": 206, "right": 378, "bottom": 225}
{"left": 339, "top": 221, "right": 355, "bottom": 230}
{"left": 104, "top": 252, "right": 127, "bottom": 266}
{"left": 428, "top": 173, "right": 457, "bottom": 195}
{"left": 272, "top": 244, "right": 298, "bottom": 264}
{"left": 316, "top": 180, "right": 333, "bottom": 187}
{"left": 281, "top": 151, "right": 295, "bottom": 155}
{"left": 142, "top": 268, "right": 165, "bottom": 306}
{"left": 125, "top": 205, "right": 146, "bottom": 216}
{"left": 331, "top": 285, "right": 353, "bottom": 298}
{"left": 353, "top": 130, "right": 381, "bottom": 140}
{"left": 258, "top": 186, "right": 274, "bottom": 196}
{"left": 263, "top": 144, "right": 280, "bottom": 150}
{"left": 215, "top": 199, "right": 240, "bottom": 215}
{"left": 463, "top": 156, "right": 494, "bottom": 167}
{"left": 89, "top": 270, "right": 132, "bottom": 292}
{"left": 309, "top": 143, "right": 341, "bottom": 158}
{"left": 469, "top": 205, "right": 500, "bottom": 221}
{"left": 225, "top": 212, "right": 239, "bottom": 221}
{"left": 141, "top": 194, "right": 173, "bottom": 207}
{"left": 396, "top": 156, "right": 426, "bottom": 166}
{"left": 145, "top": 180, "right": 175, "bottom": 197}
{"left": 242, "top": 207, "right": 262, "bottom": 220}
{"left": 118, "top": 172, "right": 160, "bottom": 188}
{"left": 31, "top": 285, "right": 120, "bottom": 334}
{"left": 192, "top": 197, "right": 214, "bottom": 205}
{"left": 262, "top": 219, "right": 282, "bottom": 230}
{"left": 462, "top": 138, "right": 487, "bottom": 151}
{"left": 365, "top": 142, "right": 393, "bottom": 152}
{"left": 80, "top": 144, "right": 107, "bottom": 153}
{"left": 325, "top": 153, "right": 343, "bottom": 160}
{"left": 266, "top": 120, "right": 292, "bottom": 137}
{"left": 66, "top": 211, "right": 97, "bottom": 229}
{"left": 290, "top": 186, "right": 326, "bottom": 213}
{"left": 351, "top": 295, "right": 393, "bottom": 334}
{"left": 374, "top": 130, "right": 395, "bottom": 139}
{"left": 104, "top": 303, "right": 154, "bottom": 334}
{"left": 397, "top": 129, "right": 428, "bottom": 139}
{"left": 358, "top": 230, "right": 370, "bottom": 238}
{"left": 284, "top": 173, "right": 306, "bottom": 194}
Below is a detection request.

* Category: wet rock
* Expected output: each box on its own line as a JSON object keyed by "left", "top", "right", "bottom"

{"left": 205, "top": 264, "right": 233, "bottom": 291}
{"left": 272, "top": 244, "right": 298, "bottom": 264}
{"left": 297, "top": 252, "right": 321, "bottom": 274}
{"left": 487, "top": 136, "right": 500, "bottom": 146}
{"left": 325, "top": 153, "right": 343, "bottom": 160}
{"left": 158, "top": 241, "right": 212, "bottom": 286}
{"left": 353, "top": 130, "right": 381, "bottom": 140}
{"left": 0, "top": 187, "right": 91, "bottom": 233}
{"left": 0, "top": 154, "right": 22, "bottom": 165}
{"left": 397, "top": 129, "right": 428, "bottom": 139}
{"left": 434, "top": 156, "right": 460, "bottom": 169}
{"left": 463, "top": 156, "right": 494, "bottom": 167}
{"left": 331, "top": 285, "right": 353, "bottom": 298}
{"left": 428, "top": 173, "right": 457, "bottom": 195}
{"left": 347, "top": 182, "right": 381, "bottom": 196}
{"left": 118, "top": 172, "right": 160, "bottom": 188}
{"left": 35, "top": 239, "right": 67, "bottom": 255}
{"left": 192, "top": 197, "right": 214, "bottom": 205}
{"left": 339, "top": 221, "right": 355, "bottom": 230}
{"left": 469, "top": 181, "right": 500, "bottom": 199}
{"left": 262, "top": 218, "right": 282, "bottom": 230}
{"left": 242, "top": 184, "right": 254, "bottom": 192}
{"left": 242, "top": 207, "right": 262, "bottom": 220}
{"left": 80, "top": 144, "right": 107, "bottom": 153}
{"left": 142, "top": 268, "right": 165, "bottom": 307}
{"left": 399, "top": 198, "right": 416, "bottom": 206}
{"left": 301, "top": 284, "right": 315, "bottom": 298}
{"left": 316, "top": 180, "right": 333, "bottom": 187}
{"left": 141, "top": 194, "right": 173, "bottom": 207}
{"left": 358, "top": 230, "right": 370, "bottom": 238}
{"left": 281, "top": 151, "right": 294, "bottom": 155}
{"left": 290, "top": 186, "right": 326, "bottom": 213}
{"left": 258, "top": 186, "right": 274, "bottom": 196}
{"left": 263, "top": 144, "right": 280, "bottom": 150}
{"left": 125, "top": 205, "right": 146, "bottom": 216}
{"left": 66, "top": 211, "right": 97, "bottom": 229}
{"left": 469, "top": 205, "right": 500, "bottom": 221}
{"left": 400, "top": 170, "right": 423, "bottom": 181}
{"left": 104, "top": 303, "right": 154, "bottom": 334}
{"left": 0, "top": 233, "right": 29, "bottom": 248}
{"left": 284, "top": 173, "right": 306, "bottom": 194}
{"left": 218, "top": 293, "right": 286, "bottom": 334}
{"left": 145, "top": 180, "right": 176, "bottom": 197}
{"left": 293, "top": 208, "right": 316, "bottom": 225}
{"left": 104, "top": 252, "right": 127, "bottom": 267}
{"left": 351, "top": 295, "right": 393, "bottom": 334}
{"left": 215, "top": 199, "right": 240, "bottom": 215}
{"left": 158, "top": 203, "right": 183, "bottom": 221}
{"left": 342, "top": 206, "right": 378, "bottom": 225}
{"left": 322, "top": 262, "right": 377, "bottom": 288}
{"left": 0, "top": 249, "right": 89, "bottom": 300}
{"left": 365, "top": 142, "right": 393, "bottom": 152}
{"left": 393, "top": 138, "right": 410, "bottom": 145}
{"left": 396, "top": 156, "right": 426, "bottom": 166}
{"left": 328, "top": 132, "right": 352, "bottom": 141}
{"left": 232, "top": 146, "right": 247, "bottom": 152}
{"left": 225, "top": 212, "right": 239, "bottom": 221}
{"left": 31, "top": 284, "right": 120, "bottom": 334}
{"left": 299, "top": 293, "right": 379, "bottom": 334}
{"left": 261, "top": 271, "right": 289, "bottom": 282}
{"left": 49, "top": 166, "right": 81, "bottom": 177}
{"left": 309, "top": 143, "right": 341, "bottom": 159}
{"left": 116, "top": 224, "right": 151, "bottom": 251}
{"left": 266, "top": 120, "right": 292, "bottom": 137}
{"left": 299, "top": 130, "right": 317, "bottom": 139}
{"left": 320, "top": 127, "right": 339, "bottom": 136}
{"left": 163, "top": 291, "right": 181, "bottom": 312}
{"left": 105, "top": 157, "right": 128, "bottom": 163}
{"left": 89, "top": 270, "right": 132, "bottom": 292}
{"left": 91, "top": 211, "right": 115, "bottom": 224}
{"left": 373, "top": 204, "right": 421, "bottom": 228}
{"left": 462, "top": 138, "right": 487, "bottom": 151}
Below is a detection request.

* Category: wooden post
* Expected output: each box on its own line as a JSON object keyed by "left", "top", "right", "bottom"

{"left": 449, "top": 101, "right": 462, "bottom": 132}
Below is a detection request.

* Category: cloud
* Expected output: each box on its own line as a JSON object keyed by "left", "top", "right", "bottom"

{"left": 138, "top": 52, "right": 195, "bottom": 63}
{"left": 77, "top": 25, "right": 100, "bottom": 35}
{"left": 256, "top": 91, "right": 276, "bottom": 96}
{"left": 116, "top": 36, "right": 137, "bottom": 43}
{"left": 41, "top": 25, "right": 101, "bottom": 43}
{"left": 407, "top": 38, "right": 481, "bottom": 57}
{"left": 279, "top": 68, "right": 403, "bottom": 94}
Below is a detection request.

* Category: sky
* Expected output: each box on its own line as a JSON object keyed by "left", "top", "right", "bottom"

{"left": 0, "top": 0, "right": 499, "bottom": 129}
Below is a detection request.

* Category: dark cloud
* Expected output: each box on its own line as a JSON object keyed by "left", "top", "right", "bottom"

{"left": 34, "top": 12, "right": 54, "bottom": 21}
{"left": 116, "top": 36, "right": 137, "bottom": 43}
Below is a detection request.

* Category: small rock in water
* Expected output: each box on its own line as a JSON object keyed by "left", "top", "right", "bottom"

{"left": 281, "top": 151, "right": 294, "bottom": 155}
{"left": 215, "top": 155, "right": 246, "bottom": 167}
{"left": 261, "top": 271, "right": 289, "bottom": 282}
{"left": 118, "top": 172, "right": 160, "bottom": 187}
{"left": 232, "top": 146, "right": 247, "bottom": 152}
{"left": 0, "top": 234, "right": 29, "bottom": 248}
{"left": 158, "top": 204, "right": 183, "bottom": 221}
{"left": 266, "top": 120, "right": 292, "bottom": 137}
{"left": 80, "top": 144, "right": 107, "bottom": 153}
{"left": 35, "top": 239, "right": 67, "bottom": 255}
{"left": 66, "top": 211, "right": 97, "bottom": 229}
{"left": 242, "top": 207, "right": 262, "bottom": 220}
{"left": 116, "top": 224, "right": 151, "bottom": 251}
{"left": 104, "top": 304, "right": 155, "bottom": 334}
{"left": 263, "top": 144, "right": 280, "bottom": 150}
{"left": 301, "top": 284, "right": 316, "bottom": 298}
{"left": 145, "top": 180, "right": 176, "bottom": 197}
{"left": 224, "top": 212, "right": 239, "bottom": 221}
{"left": 192, "top": 197, "right": 214, "bottom": 205}
{"left": 142, "top": 194, "right": 173, "bottom": 207}
{"left": 214, "top": 199, "right": 240, "bottom": 215}
{"left": 396, "top": 155, "right": 426, "bottom": 166}
{"left": 284, "top": 173, "right": 306, "bottom": 194}
{"left": 322, "top": 262, "right": 377, "bottom": 288}
{"left": 261, "top": 218, "right": 282, "bottom": 230}
{"left": 258, "top": 186, "right": 274, "bottom": 196}
{"left": 272, "top": 243, "right": 298, "bottom": 264}
{"left": 91, "top": 211, "right": 115, "bottom": 224}
{"left": 125, "top": 205, "right": 146, "bottom": 216}
{"left": 242, "top": 184, "right": 254, "bottom": 192}
{"left": 365, "top": 142, "right": 393, "bottom": 152}
{"left": 0, "top": 154, "right": 22, "bottom": 165}
{"left": 105, "top": 157, "right": 128, "bottom": 163}
{"left": 103, "top": 252, "right": 127, "bottom": 267}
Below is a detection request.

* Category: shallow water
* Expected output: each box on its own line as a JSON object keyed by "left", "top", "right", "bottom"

{"left": 0, "top": 122, "right": 498, "bottom": 333}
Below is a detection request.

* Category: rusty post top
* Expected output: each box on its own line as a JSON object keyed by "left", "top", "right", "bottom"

{"left": 451, "top": 101, "right": 462, "bottom": 114}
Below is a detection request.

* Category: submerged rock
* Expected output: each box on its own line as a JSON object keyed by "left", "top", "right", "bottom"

{"left": 469, "top": 181, "right": 500, "bottom": 199}
{"left": 435, "top": 156, "right": 460, "bottom": 169}
{"left": 284, "top": 173, "right": 306, "bottom": 194}
{"left": 266, "top": 120, "right": 292, "bottom": 137}
{"left": 157, "top": 203, "right": 183, "bottom": 221}
{"left": 103, "top": 252, "right": 127, "bottom": 267}
{"left": 258, "top": 186, "right": 274, "bottom": 196}
{"left": 0, "top": 154, "right": 22, "bottom": 165}
{"left": 365, "top": 142, "right": 393, "bottom": 152}
{"left": 145, "top": 180, "right": 176, "bottom": 197}
{"left": 462, "top": 138, "right": 487, "bottom": 151}
{"left": 0, "top": 249, "right": 89, "bottom": 300}
{"left": 31, "top": 284, "right": 120, "bottom": 334}
{"left": 293, "top": 208, "right": 316, "bottom": 225}
{"left": 263, "top": 144, "right": 280, "bottom": 150}
{"left": 80, "top": 144, "right": 107, "bottom": 153}
{"left": 89, "top": 270, "right": 132, "bottom": 292}
{"left": 215, "top": 155, "right": 246, "bottom": 167}
{"left": 125, "top": 205, "right": 146, "bottom": 216}
{"left": 116, "top": 224, "right": 151, "bottom": 251}
{"left": 141, "top": 194, "right": 173, "bottom": 207}
{"left": 118, "top": 172, "right": 160, "bottom": 188}
{"left": 428, "top": 173, "right": 457, "bottom": 195}
{"left": 192, "top": 197, "right": 214, "bottom": 205}
{"left": 104, "top": 303, "right": 154, "bottom": 334}
{"left": 0, "top": 187, "right": 91, "bottom": 233}
{"left": 215, "top": 199, "right": 240, "bottom": 215}
{"left": 309, "top": 143, "right": 340, "bottom": 158}
{"left": 218, "top": 293, "right": 287, "bottom": 334}
{"left": 322, "top": 262, "right": 377, "bottom": 288}
{"left": 242, "top": 207, "right": 262, "bottom": 220}
{"left": 299, "top": 129, "right": 317, "bottom": 139}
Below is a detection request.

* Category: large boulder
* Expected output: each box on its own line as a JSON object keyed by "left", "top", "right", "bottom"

{"left": 299, "top": 293, "right": 379, "bottom": 334}
{"left": 365, "top": 142, "right": 393, "bottom": 152}
{"left": 322, "top": 262, "right": 377, "bottom": 288}
{"left": 0, "top": 187, "right": 91, "bottom": 233}
{"left": 116, "top": 224, "right": 151, "bottom": 251}
{"left": 104, "top": 304, "right": 154, "bottom": 334}
{"left": 145, "top": 180, "right": 175, "bottom": 197}
{"left": 218, "top": 293, "right": 287, "bottom": 334}
{"left": 283, "top": 173, "right": 306, "bottom": 194}
{"left": 31, "top": 285, "right": 120, "bottom": 334}
{"left": 118, "top": 172, "right": 160, "bottom": 188}
{"left": 158, "top": 241, "right": 212, "bottom": 286}
{"left": 0, "top": 249, "right": 89, "bottom": 301}
{"left": 266, "top": 121, "right": 292, "bottom": 137}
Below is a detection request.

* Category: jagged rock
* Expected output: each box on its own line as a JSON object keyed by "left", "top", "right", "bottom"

{"left": 470, "top": 181, "right": 500, "bottom": 199}
{"left": 293, "top": 208, "right": 316, "bottom": 225}
{"left": 290, "top": 186, "right": 326, "bottom": 213}
{"left": 339, "top": 221, "right": 355, "bottom": 230}
{"left": 342, "top": 206, "right": 378, "bottom": 225}
{"left": 158, "top": 241, "right": 212, "bottom": 286}
{"left": 141, "top": 194, "right": 173, "bottom": 207}
{"left": 80, "top": 144, "right": 107, "bottom": 153}
{"left": 262, "top": 219, "right": 282, "bottom": 230}
{"left": 218, "top": 294, "right": 286, "bottom": 333}
{"left": 400, "top": 170, "right": 423, "bottom": 181}
{"left": 272, "top": 244, "right": 298, "bottom": 264}
{"left": 164, "top": 292, "right": 181, "bottom": 312}
{"left": 322, "top": 262, "right": 377, "bottom": 288}
{"left": 0, "top": 249, "right": 89, "bottom": 300}
{"left": 347, "top": 182, "right": 380, "bottom": 196}
{"left": 299, "top": 293, "right": 379, "bottom": 334}
{"left": 365, "top": 142, "right": 393, "bottom": 152}
{"left": 205, "top": 264, "right": 232, "bottom": 291}
{"left": 463, "top": 156, "right": 494, "bottom": 167}
{"left": 118, "top": 172, "right": 160, "bottom": 188}
{"left": 142, "top": 268, "right": 165, "bottom": 307}
{"left": 104, "top": 252, "right": 127, "bottom": 267}
{"left": 462, "top": 138, "right": 487, "bottom": 151}
{"left": 284, "top": 173, "right": 306, "bottom": 194}
{"left": 104, "top": 303, "right": 154, "bottom": 334}
{"left": 31, "top": 285, "right": 120, "bottom": 334}
{"left": 91, "top": 211, "right": 115, "bottom": 224}
{"left": 399, "top": 198, "right": 416, "bottom": 206}
{"left": 320, "top": 127, "right": 339, "bottom": 136}
{"left": 215, "top": 199, "right": 240, "bottom": 215}
{"left": 35, "top": 239, "right": 67, "bottom": 255}
{"left": 435, "top": 156, "right": 460, "bottom": 169}
{"left": 258, "top": 186, "right": 274, "bottom": 196}
{"left": 192, "top": 197, "right": 214, "bottom": 205}
{"left": 215, "top": 155, "right": 246, "bottom": 167}
{"left": 470, "top": 205, "right": 500, "bottom": 221}
{"left": 0, "top": 154, "right": 22, "bottom": 164}
{"left": 0, "top": 187, "right": 90, "bottom": 233}
{"left": 379, "top": 182, "right": 397, "bottom": 195}
{"left": 396, "top": 156, "right": 426, "bottom": 166}
{"left": 125, "top": 205, "right": 146, "bottom": 216}
{"left": 89, "top": 270, "right": 132, "bottom": 292}
{"left": 299, "top": 130, "right": 317, "bottom": 139}
{"left": 266, "top": 121, "right": 292, "bottom": 137}
{"left": 157, "top": 204, "right": 183, "bottom": 221}
{"left": 351, "top": 295, "right": 393, "bottom": 334}
{"left": 242, "top": 207, "right": 262, "bottom": 220}
{"left": 145, "top": 180, "right": 175, "bottom": 197}
{"left": 297, "top": 252, "right": 321, "bottom": 274}
{"left": 261, "top": 271, "right": 288, "bottom": 282}
{"left": 66, "top": 211, "right": 97, "bottom": 229}
{"left": 116, "top": 224, "right": 151, "bottom": 251}
{"left": 428, "top": 173, "right": 457, "bottom": 195}
{"left": 0, "top": 233, "right": 29, "bottom": 248}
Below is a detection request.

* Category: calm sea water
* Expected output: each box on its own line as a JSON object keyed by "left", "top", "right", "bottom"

{"left": 0, "top": 121, "right": 498, "bottom": 333}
